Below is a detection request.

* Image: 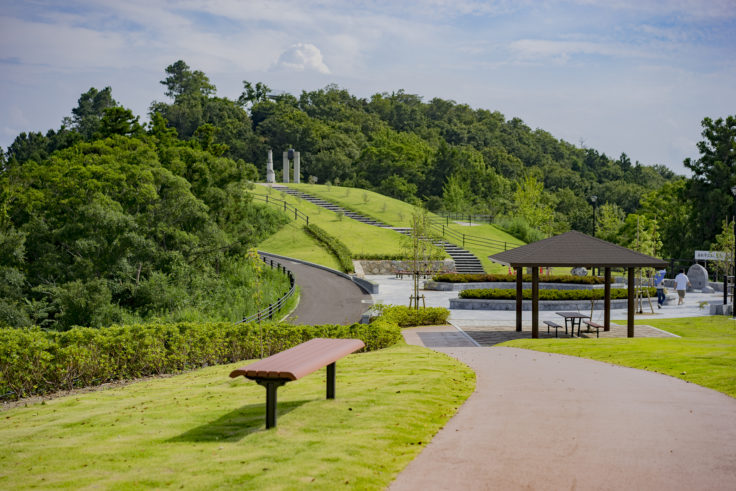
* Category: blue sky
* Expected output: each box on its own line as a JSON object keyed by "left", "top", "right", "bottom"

{"left": 1, "top": 0, "right": 734, "bottom": 174}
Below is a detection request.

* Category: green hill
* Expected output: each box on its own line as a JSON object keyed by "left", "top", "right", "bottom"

{"left": 255, "top": 183, "right": 524, "bottom": 273}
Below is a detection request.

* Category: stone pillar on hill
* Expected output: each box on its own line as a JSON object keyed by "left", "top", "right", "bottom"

{"left": 282, "top": 151, "right": 290, "bottom": 183}
{"left": 266, "top": 149, "right": 275, "bottom": 183}
{"left": 294, "top": 151, "right": 301, "bottom": 183}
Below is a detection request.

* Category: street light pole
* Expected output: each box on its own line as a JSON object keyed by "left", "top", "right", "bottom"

{"left": 590, "top": 195, "right": 598, "bottom": 237}
{"left": 590, "top": 195, "right": 598, "bottom": 276}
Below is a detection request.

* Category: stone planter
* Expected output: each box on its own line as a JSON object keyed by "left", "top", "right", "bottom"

{"left": 426, "top": 281, "right": 605, "bottom": 292}
{"left": 449, "top": 298, "right": 631, "bottom": 311}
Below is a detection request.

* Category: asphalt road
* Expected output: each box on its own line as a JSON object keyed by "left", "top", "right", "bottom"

{"left": 262, "top": 254, "right": 372, "bottom": 325}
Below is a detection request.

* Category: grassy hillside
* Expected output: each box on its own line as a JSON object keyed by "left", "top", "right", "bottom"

{"left": 0, "top": 343, "right": 474, "bottom": 489}
{"left": 288, "top": 184, "right": 524, "bottom": 273}
{"left": 253, "top": 186, "right": 410, "bottom": 267}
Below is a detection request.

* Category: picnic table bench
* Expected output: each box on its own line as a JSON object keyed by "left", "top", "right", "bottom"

{"left": 543, "top": 320, "right": 566, "bottom": 337}
{"left": 582, "top": 320, "right": 604, "bottom": 338}
{"left": 229, "top": 338, "right": 365, "bottom": 429}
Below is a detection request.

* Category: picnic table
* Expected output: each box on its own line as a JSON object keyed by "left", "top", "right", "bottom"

{"left": 555, "top": 311, "right": 591, "bottom": 337}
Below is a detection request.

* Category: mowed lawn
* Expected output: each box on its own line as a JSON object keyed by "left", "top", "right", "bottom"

{"left": 0, "top": 343, "right": 474, "bottom": 490}
{"left": 502, "top": 316, "right": 736, "bottom": 398}
{"left": 288, "top": 184, "right": 523, "bottom": 272}
{"left": 253, "top": 186, "right": 408, "bottom": 260}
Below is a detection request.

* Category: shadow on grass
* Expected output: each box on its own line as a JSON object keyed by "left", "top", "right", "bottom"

{"left": 169, "top": 399, "right": 310, "bottom": 442}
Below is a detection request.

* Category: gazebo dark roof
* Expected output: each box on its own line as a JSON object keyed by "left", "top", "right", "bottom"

{"left": 488, "top": 230, "right": 667, "bottom": 268}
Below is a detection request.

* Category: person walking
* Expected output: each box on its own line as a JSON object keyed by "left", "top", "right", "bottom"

{"left": 655, "top": 269, "right": 667, "bottom": 308}
{"left": 674, "top": 269, "right": 691, "bottom": 305}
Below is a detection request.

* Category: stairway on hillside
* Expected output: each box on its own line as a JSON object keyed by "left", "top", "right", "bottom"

{"left": 270, "top": 185, "right": 486, "bottom": 274}
{"left": 275, "top": 186, "right": 390, "bottom": 227}
{"left": 391, "top": 228, "right": 485, "bottom": 274}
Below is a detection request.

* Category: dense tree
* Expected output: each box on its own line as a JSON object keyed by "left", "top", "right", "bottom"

{"left": 684, "top": 115, "right": 736, "bottom": 249}
{"left": 0, "top": 134, "right": 286, "bottom": 329}
{"left": 68, "top": 86, "right": 119, "bottom": 139}
{"left": 160, "top": 60, "right": 216, "bottom": 100}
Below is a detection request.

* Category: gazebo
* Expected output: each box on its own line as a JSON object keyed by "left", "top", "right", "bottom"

{"left": 488, "top": 231, "right": 668, "bottom": 338}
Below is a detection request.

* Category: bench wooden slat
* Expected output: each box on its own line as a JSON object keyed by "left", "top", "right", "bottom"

{"left": 229, "top": 338, "right": 365, "bottom": 429}
{"left": 230, "top": 338, "right": 365, "bottom": 381}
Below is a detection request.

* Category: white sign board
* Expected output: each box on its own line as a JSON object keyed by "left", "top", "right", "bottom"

{"left": 694, "top": 250, "right": 728, "bottom": 261}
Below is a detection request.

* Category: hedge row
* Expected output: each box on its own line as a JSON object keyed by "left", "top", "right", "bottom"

{"left": 0, "top": 320, "right": 400, "bottom": 401}
{"left": 377, "top": 305, "right": 451, "bottom": 327}
{"left": 305, "top": 223, "right": 354, "bottom": 273}
{"left": 434, "top": 273, "right": 610, "bottom": 284}
{"left": 459, "top": 287, "right": 657, "bottom": 300}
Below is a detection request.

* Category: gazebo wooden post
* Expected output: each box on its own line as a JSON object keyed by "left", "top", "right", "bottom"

{"left": 515, "top": 266, "right": 523, "bottom": 332}
{"left": 532, "top": 266, "right": 539, "bottom": 339}
{"left": 627, "top": 267, "right": 635, "bottom": 338}
{"left": 604, "top": 267, "right": 611, "bottom": 331}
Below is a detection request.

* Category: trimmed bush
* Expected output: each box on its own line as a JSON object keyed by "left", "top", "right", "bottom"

{"left": 0, "top": 320, "right": 400, "bottom": 401}
{"left": 459, "top": 287, "right": 656, "bottom": 300}
{"left": 305, "top": 224, "right": 354, "bottom": 273}
{"left": 434, "top": 273, "right": 610, "bottom": 285}
{"left": 375, "top": 305, "right": 450, "bottom": 327}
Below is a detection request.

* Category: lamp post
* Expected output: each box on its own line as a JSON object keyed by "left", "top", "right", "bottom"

{"left": 590, "top": 195, "right": 598, "bottom": 237}
{"left": 731, "top": 186, "right": 736, "bottom": 318}
{"left": 590, "top": 195, "right": 598, "bottom": 276}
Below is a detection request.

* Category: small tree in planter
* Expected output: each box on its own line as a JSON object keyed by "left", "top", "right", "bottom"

{"left": 401, "top": 208, "right": 445, "bottom": 309}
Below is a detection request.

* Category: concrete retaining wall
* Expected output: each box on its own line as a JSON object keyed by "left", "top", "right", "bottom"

{"left": 355, "top": 259, "right": 455, "bottom": 275}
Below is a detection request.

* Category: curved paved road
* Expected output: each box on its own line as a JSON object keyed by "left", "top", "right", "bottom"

{"left": 262, "top": 254, "right": 372, "bottom": 325}
{"left": 393, "top": 326, "right": 736, "bottom": 490}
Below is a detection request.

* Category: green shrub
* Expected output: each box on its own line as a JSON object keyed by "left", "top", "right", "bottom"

{"left": 305, "top": 224, "right": 354, "bottom": 273}
{"left": 375, "top": 305, "right": 450, "bottom": 327}
{"left": 0, "top": 320, "right": 400, "bottom": 400}
{"left": 493, "top": 216, "right": 545, "bottom": 243}
{"left": 433, "top": 273, "right": 610, "bottom": 284}
{"left": 459, "top": 287, "right": 656, "bottom": 300}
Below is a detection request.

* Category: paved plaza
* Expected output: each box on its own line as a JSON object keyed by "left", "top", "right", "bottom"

{"left": 367, "top": 274, "right": 726, "bottom": 343}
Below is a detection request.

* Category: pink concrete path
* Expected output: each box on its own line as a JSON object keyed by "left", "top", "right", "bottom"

{"left": 391, "top": 326, "right": 736, "bottom": 490}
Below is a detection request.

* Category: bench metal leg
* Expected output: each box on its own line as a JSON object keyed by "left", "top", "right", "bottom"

{"left": 327, "top": 362, "right": 336, "bottom": 399}
{"left": 255, "top": 378, "right": 287, "bottom": 429}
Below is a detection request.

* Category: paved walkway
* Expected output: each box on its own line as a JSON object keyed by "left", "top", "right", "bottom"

{"left": 262, "top": 254, "right": 371, "bottom": 325}
{"left": 392, "top": 326, "right": 736, "bottom": 490}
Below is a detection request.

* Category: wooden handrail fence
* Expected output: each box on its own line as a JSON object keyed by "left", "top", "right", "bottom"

{"left": 250, "top": 193, "right": 309, "bottom": 225}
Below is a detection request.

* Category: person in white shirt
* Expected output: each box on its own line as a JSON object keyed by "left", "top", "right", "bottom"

{"left": 674, "top": 270, "right": 691, "bottom": 305}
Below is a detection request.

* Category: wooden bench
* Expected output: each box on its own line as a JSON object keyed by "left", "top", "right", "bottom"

{"left": 229, "top": 338, "right": 365, "bottom": 429}
{"left": 582, "top": 320, "right": 604, "bottom": 338}
{"left": 543, "top": 320, "right": 566, "bottom": 337}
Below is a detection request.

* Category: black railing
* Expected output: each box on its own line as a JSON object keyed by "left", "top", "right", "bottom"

{"left": 437, "top": 212, "right": 494, "bottom": 225}
{"left": 237, "top": 256, "right": 296, "bottom": 324}
{"left": 251, "top": 192, "right": 309, "bottom": 225}
{"left": 427, "top": 219, "right": 524, "bottom": 253}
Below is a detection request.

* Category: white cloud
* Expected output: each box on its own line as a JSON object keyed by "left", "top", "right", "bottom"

{"left": 273, "top": 43, "right": 330, "bottom": 74}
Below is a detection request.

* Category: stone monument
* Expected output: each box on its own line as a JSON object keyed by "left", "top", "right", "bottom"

{"left": 687, "top": 263, "right": 709, "bottom": 289}
{"left": 571, "top": 267, "right": 588, "bottom": 276}
{"left": 282, "top": 148, "right": 301, "bottom": 184}
{"left": 266, "top": 149, "right": 275, "bottom": 183}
